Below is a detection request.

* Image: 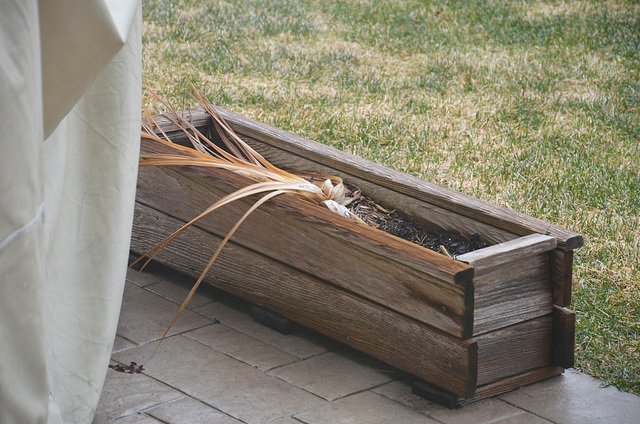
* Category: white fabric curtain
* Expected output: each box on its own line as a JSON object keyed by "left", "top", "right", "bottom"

{"left": 0, "top": 1, "right": 142, "bottom": 423}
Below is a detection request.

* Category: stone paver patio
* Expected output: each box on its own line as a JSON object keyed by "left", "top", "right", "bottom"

{"left": 94, "top": 264, "right": 640, "bottom": 424}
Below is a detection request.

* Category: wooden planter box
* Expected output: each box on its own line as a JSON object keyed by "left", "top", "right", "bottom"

{"left": 130, "top": 107, "right": 582, "bottom": 407}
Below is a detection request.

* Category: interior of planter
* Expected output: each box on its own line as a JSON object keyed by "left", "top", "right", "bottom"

{"left": 153, "top": 111, "right": 512, "bottom": 260}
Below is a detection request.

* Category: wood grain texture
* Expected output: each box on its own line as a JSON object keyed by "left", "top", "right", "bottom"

{"left": 413, "top": 365, "right": 564, "bottom": 407}
{"left": 552, "top": 306, "right": 576, "bottom": 369}
{"left": 150, "top": 110, "right": 519, "bottom": 246}
{"left": 131, "top": 203, "right": 478, "bottom": 397}
{"left": 472, "top": 252, "right": 553, "bottom": 335}
{"left": 216, "top": 108, "right": 582, "bottom": 250}
{"left": 550, "top": 249, "right": 574, "bottom": 307}
{"left": 456, "top": 234, "right": 556, "bottom": 273}
{"left": 137, "top": 138, "right": 475, "bottom": 338}
{"left": 456, "top": 235, "right": 555, "bottom": 335}
{"left": 465, "top": 366, "right": 564, "bottom": 405}
{"left": 475, "top": 315, "right": 553, "bottom": 386}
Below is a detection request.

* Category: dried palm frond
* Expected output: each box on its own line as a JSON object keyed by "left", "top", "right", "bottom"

{"left": 132, "top": 83, "right": 364, "bottom": 356}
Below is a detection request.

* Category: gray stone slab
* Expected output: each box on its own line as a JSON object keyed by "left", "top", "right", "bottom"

{"left": 372, "top": 378, "right": 447, "bottom": 415}
{"left": 429, "top": 397, "right": 529, "bottom": 424}
{"left": 100, "top": 413, "right": 164, "bottom": 424}
{"left": 491, "top": 413, "right": 554, "bottom": 423}
{"left": 112, "top": 335, "right": 136, "bottom": 353}
{"left": 116, "top": 284, "right": 210, "bottom": 344}
{"left": 268, "top": 347, "right": 403, "bottom": 401}
{"left": 98, "top": 274, "right": 640, "bottom": 424}
{"left": 374, "top": 379, "right": 554, "bottom": 423}
{"left": 126, "top": 266, "right": 165, "bottom": 287}
{"left": 92, "top": 367, "right": 183, "bottom": 424}
{"left": 145, "top": 397, "right": 242, "bottom": 424}
{"left": 112, "top": 335, "right": 325, "bottom": 424}
{"left": 185, "top": 324, "right": 298, "bottom": 371}
{"left": 294, "top": 391, "right": 439, "bottom": 424}
{"left": 145, "top": 277, "right": 221, "bottom": 309}
{"left": 267, "top": 418, "right": 306, "bottom": 424}
{"left": 195, "top": 299, "right": 340, "bottom": 359}
{"left": 499, "top": 369, "right": 640, "bottom": 424}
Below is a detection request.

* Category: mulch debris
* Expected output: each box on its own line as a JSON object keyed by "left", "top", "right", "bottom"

{"left": 349, "top": 194, "right": 490, "bottom": 257}
{"left": 109, "top": 362, "right": 144, "bottom": 374}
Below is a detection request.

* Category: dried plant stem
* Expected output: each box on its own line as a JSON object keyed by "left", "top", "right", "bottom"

{"left": 132, "top": 84, "right": 365, "bottom": 361}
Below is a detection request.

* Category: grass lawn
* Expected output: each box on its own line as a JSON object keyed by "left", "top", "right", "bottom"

{"left": 141, "top": 0, "right": 640, "bottom": 395}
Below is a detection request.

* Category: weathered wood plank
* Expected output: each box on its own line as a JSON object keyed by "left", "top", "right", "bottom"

{"left": 136, "top": 142, "right": 474, "bottom": 338}
{"left": 472, "top": 252, "right": 553, "bottom": 335}
{"left": 465, "top": 366, "right": 564, "bottom": 405}
{"left": 475, "top": 315, "right": 553, "bottom": 386}
{"left": 413, "top": 365, "right": 564, "bottom": 407}
{"left": 232, "top": 128, "right": 574, "bottom": 310}
{"left": 550, "top": 249, "right": 574, "bottom": 307}
{"left": 456, "top": 234, "right": 557, "bottom": 274}
{"left": 456, "top": 235, "right": 555, "bottom": 335}
{"left": 552, "top": 306, "right": 576, "bottom": 369}
{"left": 131, "top": 203, "right": 478, "bottom": 397}
{"left": 139, "top": 137, "right": 473, "bottom": 284}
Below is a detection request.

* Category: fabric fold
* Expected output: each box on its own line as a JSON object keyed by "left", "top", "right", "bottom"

{"left": 39, "top": 0, "right": 140, "bottom": 138}
{"left": 1, "top": 1, "right": 142, "bottom": 423}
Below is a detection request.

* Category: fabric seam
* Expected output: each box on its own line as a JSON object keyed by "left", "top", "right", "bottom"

{"left": 0, "top": 202, "right": 45, "bottom": 252}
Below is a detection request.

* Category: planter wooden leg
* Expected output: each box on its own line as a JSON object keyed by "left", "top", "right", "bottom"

{"left": 412, "top": 379, "right": 464, "bottom": 409}
{"left": 250, "top": 304, "right": 298, "bottom": 335}
{"left": 128, "top": 251, "right": 144, "bottom": 271}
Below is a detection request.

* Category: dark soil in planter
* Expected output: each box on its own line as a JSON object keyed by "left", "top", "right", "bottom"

{"left": 349, "top": 194, "right": 490, "bottom": 257}
{"left": 291, "top": 171, "right": 491, "bottom": 257}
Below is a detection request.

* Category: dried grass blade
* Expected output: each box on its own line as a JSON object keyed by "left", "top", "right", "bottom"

{"left": 138, "top": 152, "right": 297, "bottom": 183}
{"left": 141, "top": 134, "right": 210, "bottom": 159}
{"left": 188, "top": 82, "right": 299, "bottom": 180}
{"left": 147, "top": 189, "right": 285, "bottom": 359}
{"left": 142, "top": 103, "right": 175, "bottom": 146}
{"left": 129, "top": 180, "right": 324, "bottom": 278}
{"left": 147, "top": 89, "right": 238, "bottom": 163}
